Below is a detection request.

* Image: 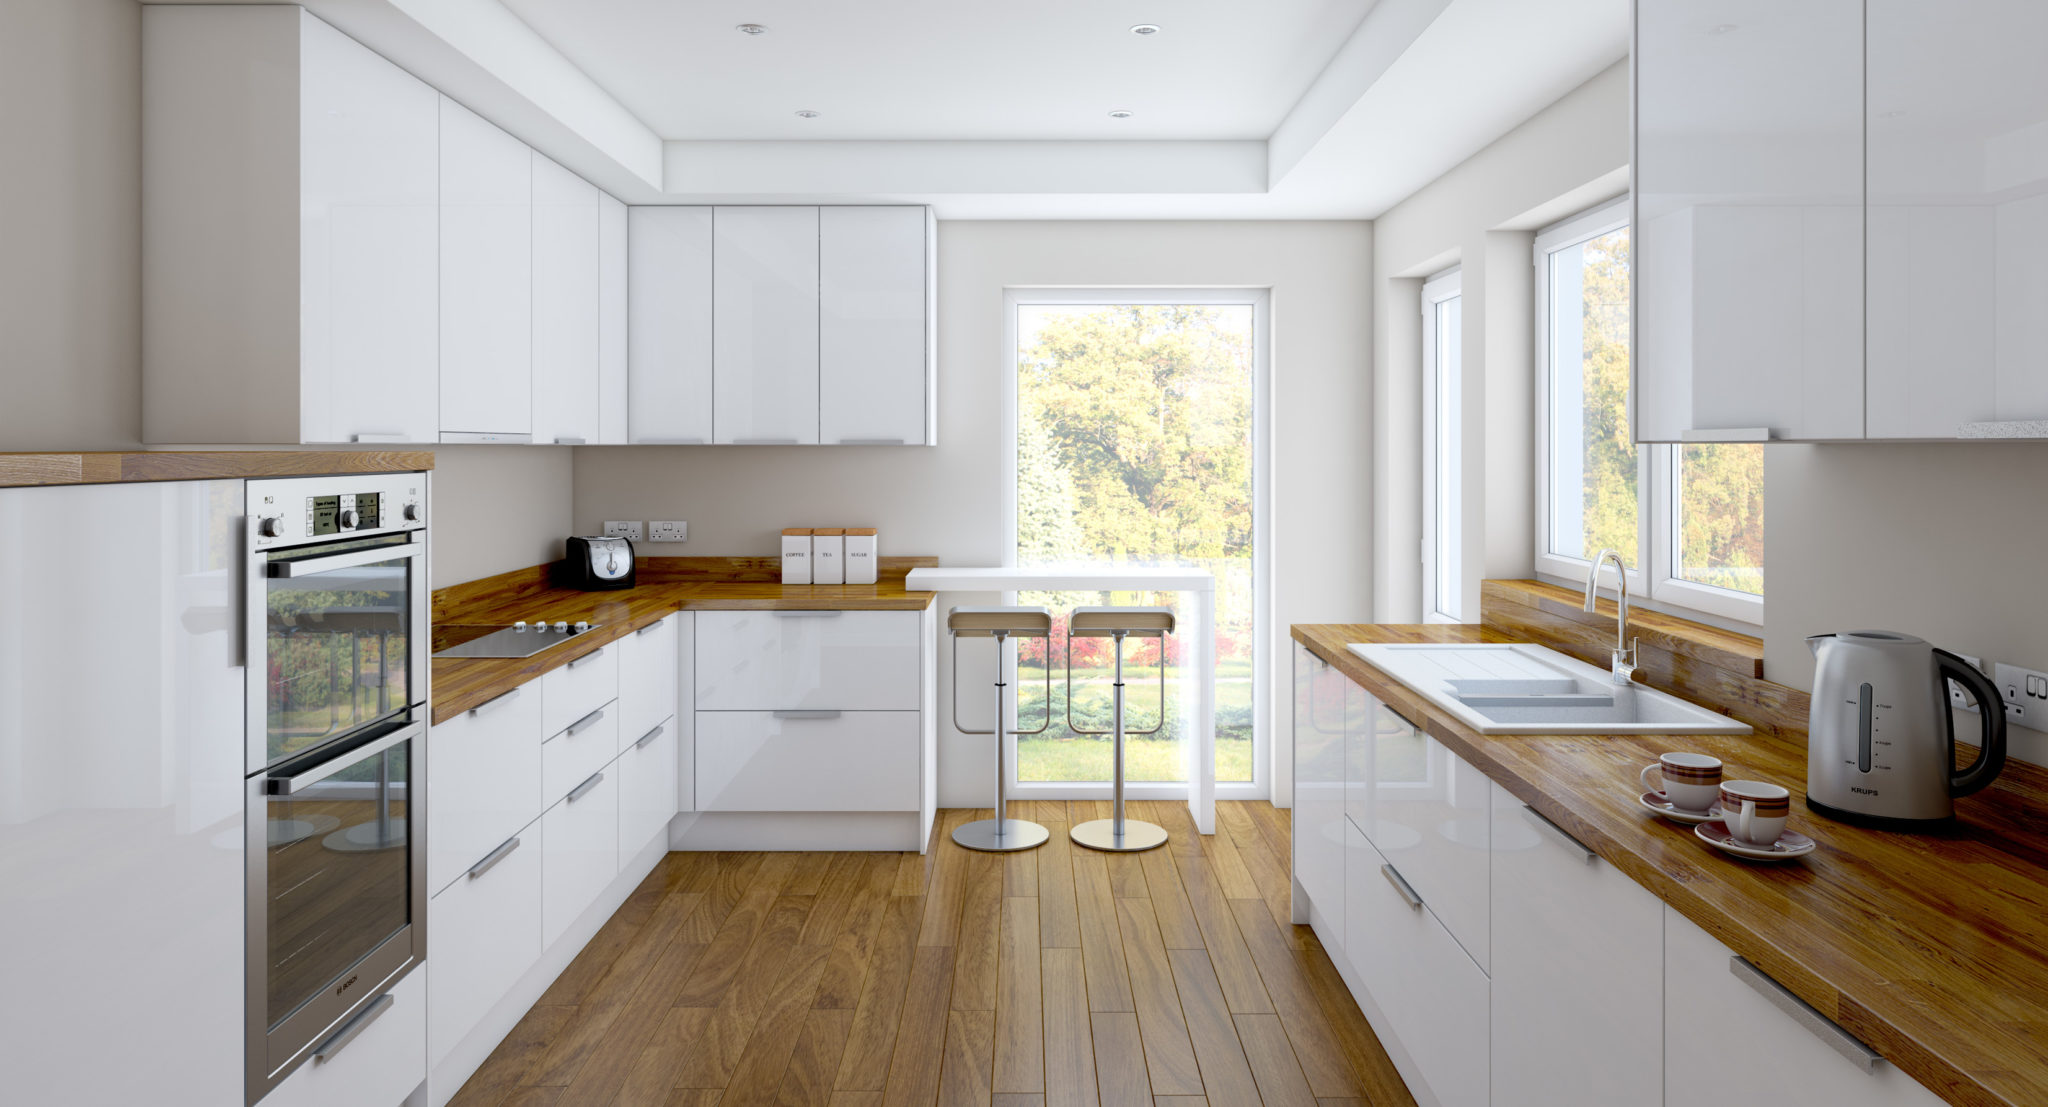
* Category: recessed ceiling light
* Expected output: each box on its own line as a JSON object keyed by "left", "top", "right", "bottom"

{"left": 795, "top": 109, "right": 820, "bottom": 118}
{"left": 1108, "top": 109, "right": 1134, "bottom": 119}
{"left": 1710, "top": 23, "right": 1737, "bottom": 33}
{"left": 1130, "top": 24, "right": 1161, "bottom": 35}
{"left": 736, "top": 23, "right": 767, "bottom": 35}
{"left": 1879, "top": 109, "right": 1907, "bottom": 119}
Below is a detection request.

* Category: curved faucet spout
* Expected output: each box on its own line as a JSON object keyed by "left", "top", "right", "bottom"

{"left": 1582, "top": 549, "right": 1639, "bottom": 684}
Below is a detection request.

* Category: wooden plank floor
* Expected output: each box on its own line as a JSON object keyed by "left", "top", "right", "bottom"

{"left": 450, "top": 801, "right": 1416, "bottom": 1107}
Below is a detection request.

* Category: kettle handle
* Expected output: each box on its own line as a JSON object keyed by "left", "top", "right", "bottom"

{"left": 1935, "top": 649, "right": 2008, "bottom": 799}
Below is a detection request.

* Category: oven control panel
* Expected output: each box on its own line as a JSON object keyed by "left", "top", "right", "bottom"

{"left": 249, "top": 472, "right": 427, "bottom": 549}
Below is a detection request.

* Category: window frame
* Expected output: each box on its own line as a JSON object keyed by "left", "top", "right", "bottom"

{"left": 1532, "top": 198, "right": 1765, "bottom": 627}
{"left": 1420, "top": 267, "right": 1463, "bottom": 624}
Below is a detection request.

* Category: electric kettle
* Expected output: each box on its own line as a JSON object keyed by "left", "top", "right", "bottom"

{"left": 1806, "top": 631, "right": 2007, "bottom": 826}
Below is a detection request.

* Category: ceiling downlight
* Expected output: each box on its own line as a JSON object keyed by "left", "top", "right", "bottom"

{"left": 1108, "top": 109, "right": 1134, "bottom": 119}
{"left": 736, "top": 23, "right": 767, "bottom": 35}
{"left": 1131, "top": 24, "right": 1161, "bottom": 36}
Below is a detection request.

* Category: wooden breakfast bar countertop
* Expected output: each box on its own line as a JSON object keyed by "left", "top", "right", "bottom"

{"left": 429, "top": 556, "right": 937, "bottom": 725}
{"left": 1294, "top": 618, "right": 2048, "bottom": 1107}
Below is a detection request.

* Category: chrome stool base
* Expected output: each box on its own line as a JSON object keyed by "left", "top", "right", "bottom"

{"left": 1069, "top": 817, "right": 1168, "bottom": 853}
{"left": 953, "top": 818, "right": 1052, "bottom": 853}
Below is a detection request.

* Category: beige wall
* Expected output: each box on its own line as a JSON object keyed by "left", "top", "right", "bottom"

{"left": 430, "top": 447, "right": 575, "bottom": 586}
{"left": 576, "top": 220, "right": 1374, "bottom": 804}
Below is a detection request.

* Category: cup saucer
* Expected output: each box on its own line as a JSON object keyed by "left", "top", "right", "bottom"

{"left": 1637, "top": 790, "right": 1723, "bottom": 825}
{"left": 1694, "top": 820, "right": 1816, "bottom": 862}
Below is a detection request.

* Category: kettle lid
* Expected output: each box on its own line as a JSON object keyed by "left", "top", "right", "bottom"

{"left": 1837, "top": 630, "right": 1929, "bottom": 646}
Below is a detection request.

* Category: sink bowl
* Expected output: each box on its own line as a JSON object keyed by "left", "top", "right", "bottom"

{"left": 1346, "top": 642, "right": 1751, "bottom": 736}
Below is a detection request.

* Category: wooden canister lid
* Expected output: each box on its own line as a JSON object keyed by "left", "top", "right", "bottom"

{"left": 844, "top": 527, "right": 878, "bottom": 536}
{"left": 783, "top": 528, "right": 813, "bottom": 536}
{"left": 812, "top": 528, "right": 846, "bottom": 536}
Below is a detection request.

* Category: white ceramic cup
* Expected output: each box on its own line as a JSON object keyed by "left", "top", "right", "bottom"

{"left": 1719, "top": 780, "right": 1792, "bottom": 846}
{"left": 1640, "top": 752, "right": 1723, "bottom": 813}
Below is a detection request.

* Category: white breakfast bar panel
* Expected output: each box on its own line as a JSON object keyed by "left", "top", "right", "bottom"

{"left": 904, "top": 566, "right": 1217, "bottom": 834}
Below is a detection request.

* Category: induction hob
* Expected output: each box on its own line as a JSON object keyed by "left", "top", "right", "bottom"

{"left": 432, "top": 621, "right": 603, "bottom": 659}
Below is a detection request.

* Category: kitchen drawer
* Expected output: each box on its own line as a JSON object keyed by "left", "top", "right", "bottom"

{"left": 696, "top": 710, "right": 919, "bottom": 812}
{"left": 1364, "top": 703, "right": 1491, "bottom": 972}
{"left": 618, "top": 713, "right": 679, "bottom": 853}
{"left": 1344, "top": 820, "right": 1488, "bottom": 1107}
{"left": 542, "top": 698, "right": 618, "bottom": 805}
{"left": 427, "top": 684, "right": 543, "bottom": 895}
{"left": 260, "top": 965, "right": 426, "bottom": 1107}
{"left": 695, "top": 610, "right": 919, "bottom": 711}
{"left": 428, "top": 822, "right": 540, "bottom": 1069}
{"left": 618, "top": 614, "right": 679, "bottom": 746}
{"left": 541, "top": 640, "right": 619, "bottom": 738}
{"left": 541, "top": 768, "right": 618, "bottom": 948}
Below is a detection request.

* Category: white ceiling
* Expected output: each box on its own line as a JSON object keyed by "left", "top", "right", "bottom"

{"left": 496, "top": 0, "right": 1382, "bottom": 141}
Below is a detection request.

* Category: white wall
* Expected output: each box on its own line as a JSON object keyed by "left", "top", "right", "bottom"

{"left": 576, "top": 219, "right": 1374, "bottom": 805}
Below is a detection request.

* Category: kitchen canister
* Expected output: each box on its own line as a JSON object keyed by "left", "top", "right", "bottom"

{"left": 781, "top": 528, "right": 813, "bottom": 584}
{"left": 844, "top": 528, "right": 878, "bottom": 584}
{"left": 811, "top": 528, "right": 846, "bottom": 584}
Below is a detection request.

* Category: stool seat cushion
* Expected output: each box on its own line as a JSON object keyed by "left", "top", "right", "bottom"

{"left": 1068, "top": 605, "right": 1176, "bottom": 637}
{"left": 948, "top": 605, "right": 1053, "bottom": 637}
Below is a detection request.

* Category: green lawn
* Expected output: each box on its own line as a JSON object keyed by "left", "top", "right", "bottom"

{"left": 1017, "top": 733, "right": 1253, "bottom": 784}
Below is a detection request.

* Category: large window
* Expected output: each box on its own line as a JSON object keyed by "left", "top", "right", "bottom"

{"left": 1536, "top": 200, "right": 1765, "bottom": 622}
{"left": 1422, "top": 268, "right": 1463, "bottom": 622}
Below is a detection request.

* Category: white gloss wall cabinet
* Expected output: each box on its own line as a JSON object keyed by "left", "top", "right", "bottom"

{"left": 820, "top": 206, "right": 935, "bottom": 445}
{"left": 263, "top": 968, "right": 427, "bottom": 1107}
{"left": 1291, "top": 642, "right": 1347, "bottom": 933}
{"left": 440, "top": 97, "right": 533, "bottom": 441}
{"left": 428, "top": 831, "right": 541, "bottom": 1070}
{"left": 0, "top": 481, "right": 246, "bottom": 1106}
{"left": 541, "top": 769, "right": 619, "bottom": 948}
{"left": 627, "top": 206, "right": 716, "bottom": 444}
{"left": 715, "top": 206, "right": 823, "bottom": 444}
{"left": 530, "top": 152, "right": 601, "bottom": 447}
{"left": 427, "top": 685, "right": 544, "bottom": 896}
{"left": 597, "top": 194, "right": 630, "bottom": 444}
{"left": 1490, "top": 782, "right": 1662, "bottom": 1105}
{"left": 143, "top": 7, "right": 439, "bottom": 444}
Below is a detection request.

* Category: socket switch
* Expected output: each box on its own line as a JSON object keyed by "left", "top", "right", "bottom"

{"left": 1994, "top": 662, "right": 2048, "bottom": 729}
{"left": 649, "top": 520, "right": 688, "bottom": 543}
{"left": 602, "top": 520, "right": 644, "bottom": 541}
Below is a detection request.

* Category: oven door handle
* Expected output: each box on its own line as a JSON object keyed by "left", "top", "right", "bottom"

{"left": 265, "top": 721, "right": 423, "bottom": 795}
{"left": 267, "top": 539, "right": 424, "bottom": 578}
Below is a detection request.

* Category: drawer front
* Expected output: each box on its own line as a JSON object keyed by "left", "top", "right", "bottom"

{"left": 540, "top": 770, "right": 619, "bottom": 948}
{"left": 427, "top": 824, "right": 541, "bottom": 1069}
{"left": 697, "top": 710, "right": 919, "bottom": 812}
{"left": 541, "top": 642, "right": 620, "bottom": 738}
{"left": 427, "top": 686, "right": 543, "bottom": 895}
{"left": 695, "top": 610, "right": 919, "bottom": 710}
{"left": 260, "top": 966, "right": 426, "bottom": 1107}
{"left": 542, "top": 699, "right": 619, "bottom": 805}
{"left": 1292, "top": 643, "right": 1347, "bottom": 921}
{"left": 619, "top": 714, "right": 679, "bottom": 853}
{"left": 1344, "top": 821, "right": 1488, "bottom": 1107}
{"left": 1366, "top": 705, "right": 1491, "bottom": 972}
{"left": 618, "top": 614, "right": 679, "bottom": 746}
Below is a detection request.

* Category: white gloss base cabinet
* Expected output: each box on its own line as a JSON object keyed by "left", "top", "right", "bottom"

{"left": 695, "top": 610, "right": 920, "bottom": 711}
{"left": 1363, "top": 699, "right": 1490, "bottom": 973}
{"left": 618, "top": 614, "right": 680, "bottom": 746}
{"left": 696, "top": 711, "right": 921, "bottom": 812}
{"left": 263, "top": 968, "right": 427, "bottom": 1107}
{"left": 619, "top": 714, "right": 681, "bottom": 850}
{"left": 1291, "top": 642, "right": 1347, "bottom": 936}
{"left": 427, "top": 832, "right": 540, "bottom": 1071}
{"left": 540, "top": 769, "right": 620, "bottom": 948}
{"left": 426, "top": 684, "right": 543, "bottom": 896}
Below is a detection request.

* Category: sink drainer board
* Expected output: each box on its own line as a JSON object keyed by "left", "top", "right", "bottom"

{"left": 1347, "top": 642, "right": 1752, "bottom": 736}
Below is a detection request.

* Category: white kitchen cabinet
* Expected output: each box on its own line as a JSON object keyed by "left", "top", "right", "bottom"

{"left": 261, "top": 967, "right": 426, "bottom": 1107}
{"left": 1490, "top": 781, "right": 1662, "bottom": 1106}
{"left": 541, "top": 769, "right": 620, "bottom": 948}
{"left": 541, "top": 699, "right": 620, "bottom": 807}
{"left": 439, "top": 96, "right": 532, "bottom": 441}
{"left": 428, "top": 824, "right": 540, "bottom": 1069}
{"left": 1665, "top": 908, "right": 1944, "bottom": 1107}
{"left": 143, "top": 7, "right": 439, "bottom": 445}
{"left": 714, "top": 206, "right": 821, "bottom": 444}
{"left": 695, "top": 610, "right": 920, "bottom": 711}
{"left": 618, "top": 614, "right": 680, "bottom": 749}
{"left": 820, "top": 206, "right": 933, "bottom": 445}
{"left": 427, "top": 685, "right": 544, "bottom": 896}
{"left": 540, "top": 641, "right": 621, "bottom": 738}
{"left": 1364, "top": 700, "right": 1491, "bottom": 972}
{"left": 597, "top": 193, "right": 630, "bottom": 444}
{"left": 530, "top": 151, "right": 601, "bottom": 446}
{"left": 1343, "top": 676, "right": 1375, "bottom": 835}
{"left": 1292, "top": 642, "right": 1348, "bottom": 927}
{"left": 696, "top": 710, "right": 921, "bottom": 812}
{"left": 628, "top": 206, "right": 716, "bottom": 444}
{"left": 1344, "top": 820, "right": 1489, "bottom": 1107}
{"left": 618, "top": 715, "right": 681, "bottom": 850}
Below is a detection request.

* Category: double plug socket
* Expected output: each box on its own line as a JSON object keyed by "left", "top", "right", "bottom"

{"left": 602, "top": 520, "right": 688, "bottom": 543}
{"left": 1949, "top": 654, "right": 2048, "bottom": 729}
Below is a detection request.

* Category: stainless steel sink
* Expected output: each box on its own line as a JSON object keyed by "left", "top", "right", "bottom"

{"left": 1346, "top": 642, "right": 1751, "bottom": 735}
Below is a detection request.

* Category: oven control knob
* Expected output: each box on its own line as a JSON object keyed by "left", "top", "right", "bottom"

{"left": 403, "top": 503, "right": 421, "bottom": 522}
{"left": 339, "top": 509, "right": 359, "bottom": 529}
{"left": 257, "top": 517, "right": 283, "bottom": 538}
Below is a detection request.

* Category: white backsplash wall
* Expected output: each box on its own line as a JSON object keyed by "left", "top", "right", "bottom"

{"left": 1764, "top": 441, "right": 2048, "bottom": 767}
{"left": 431, "top": 447, "right": 574, "bottom": 587}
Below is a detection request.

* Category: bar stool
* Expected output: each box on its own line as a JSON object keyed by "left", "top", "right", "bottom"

{"left": 1066, "top": 606, "right": 1174, "bottom": 853}
{"left": 949, "top": 606, "right": 1053, "bottom": 852}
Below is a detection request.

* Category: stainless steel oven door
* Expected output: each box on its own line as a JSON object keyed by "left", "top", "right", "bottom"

{"left": 248, "top": 531, "right": 428, "bottom": 773}
{"left": 245, "top": 714, "right": 426, "bottom": 1103}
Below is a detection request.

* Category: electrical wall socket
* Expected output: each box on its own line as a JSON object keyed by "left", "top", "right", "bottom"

{"left": 1993, "top": 662, "right": 2048, "bottom": 729}
{"left": 602, "top": 520, "right": 644, "bottom": 541}
{"left": 648, "top": 521, "right": 687, "bottom": 543}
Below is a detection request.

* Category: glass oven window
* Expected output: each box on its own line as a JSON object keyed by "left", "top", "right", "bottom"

{"left": 265, "top": 536, "right": 414, "bottom": 765}
{"left": 263, "top": 732, "right": 411, "bottom": 1031}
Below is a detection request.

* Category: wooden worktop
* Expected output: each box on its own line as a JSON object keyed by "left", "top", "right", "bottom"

{"left": 429, "top": 556, "right": 937, "bottom": 725}
{"left": 0, "top": 450, "right": 434, "bottom": 487}
{"left": 1294, "top": 594, "right": 2048, "bottom": 1107}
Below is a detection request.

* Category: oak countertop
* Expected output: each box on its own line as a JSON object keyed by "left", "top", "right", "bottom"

{"left": 1293, "top": 622, "right": 2048, "bottom": 1107}
{"left": 0, "top": 450, "right": 435, "bottom": 487}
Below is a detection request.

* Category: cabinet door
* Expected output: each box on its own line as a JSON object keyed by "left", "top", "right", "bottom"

{"left": 541, "top": 771, "right": 619, "bottom": 948}
{"left": 695, "top": 710, "right": 920, "bottom": 812}
{"left": 1867, "top": 0, "right": 2048, "bottom": 436}
{"left": 694, "top": 610, "right": 919, "bottom": 711}
{"left": 1292, "top": 642, "right": 1347, "bottom": 925}
{"left": 440, "top": 96, "right": 532, "bottom": 438}
{"left": 597, "top": 193, "right": 629, "bottom": 444}
{"left": 627, "top": 206, "right": 714, "bottom": 444}
{"left": 530, "top": 152, "right": 600, "bottom": 446}
{"left": 1635, "top": 1, "right": 1865, "bottom": 442}
{"left": 297, "top": 14, "right": 439, "bottom": 444}
{"left": 619, "top": 614, "right": 679, "bottom": 746}
{"left": 1665, "top": 908, "right": 1944, "bottom": 1107}
{"left": 427, "top": 685, "right": 543, "bottom": 896}
{"left": 428, "top": 825, "right": 540, "bottom": 1068}
{"left": 1490, "top": 781, "right": 1662, "bottom": 1106}
{"left": 618, "top": 714, "right": 679, "bottom": 852}
{"left": 1343, "top": 678, "right": 1374, "bottom": 833}
{"left": 260, "top": 968, "right": 427, "bottom": 1107}
{"left": 714, "top": 206, "right": 820, "bottom": 444}
{"left": 1366, "top": 703, "right": 1490, "bottom": 972}
{"left": 820, "top": 206, "right": 929, "bottom": 445}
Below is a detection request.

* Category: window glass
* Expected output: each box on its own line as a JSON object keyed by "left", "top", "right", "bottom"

{"left": 1676, "top": 443, "right": 1766, "bottom": 596}
{"left": 1547, "top": 227, "right": 1638, "bottom": 567}
{"left": 1429, "top": 290, "right": 1462, "bottom": 619}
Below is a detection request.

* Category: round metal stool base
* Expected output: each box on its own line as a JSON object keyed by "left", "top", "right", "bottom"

{"left": 953, "top": 818, "right": 1051, "bottom": 853}
{"left": 1069, "top": 818, "right": 1169, "bottom": 853}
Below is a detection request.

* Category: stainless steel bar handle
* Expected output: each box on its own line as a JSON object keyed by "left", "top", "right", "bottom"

{"left": 567, "top": 647, "right": 606, "bottom": 669}
{"left": 554, "top": 436, "right": 587, "bottom": 445}
{"left": 469, "top": 687, "right": 522, "bottom": 718}
{"left": 350, "top": 433, "right": 407, "bottom": 444}
{"left": 637, "top": 620, "right": 667, "bottom": 636}
{"left": 1519, "top": 805, "right": 1595, "bottom": 863}
{"left": 637, "top": 437, "right": 706, "bottom": 444}
{"left": 1728, "top": 957, "right": 1882, "bottom": 1071}
{"left": 566, "top": 771, "right": 605, "bottom": 803}
{"left": 566, "top": 708, "right": 605, "bottom": 736}
{"left": 635, "top": 724, "right": 665, "bottom": 749}
{"left": 836, "top": 438, "right": 906, "bottom": 445}
{"left": 772, "top": 610, "right": 844, "bottom": 618}
{"left": 772, "top": 710, "right": 842, "bottom": 720}
{"left": 311, "top": 992, "right": 395, "bottom": 1063}
{"left": 733, "top": 438, "right": 800, "bottom": 445}
{"left": 265, "top": 721, "right": 422, "bottom": 795}
{"left": 468, "top": 836, "right": 522, "bottom": 879}
{"left": 267, "top": 538, "right": 423, "bottom": 577}
{"left": 1380, "top": 864, "right": 1424, "bottom": 910}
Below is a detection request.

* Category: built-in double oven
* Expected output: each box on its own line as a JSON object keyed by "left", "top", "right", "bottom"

{"left": 243, "top": 473, "right": 428, "bottom": 1103}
